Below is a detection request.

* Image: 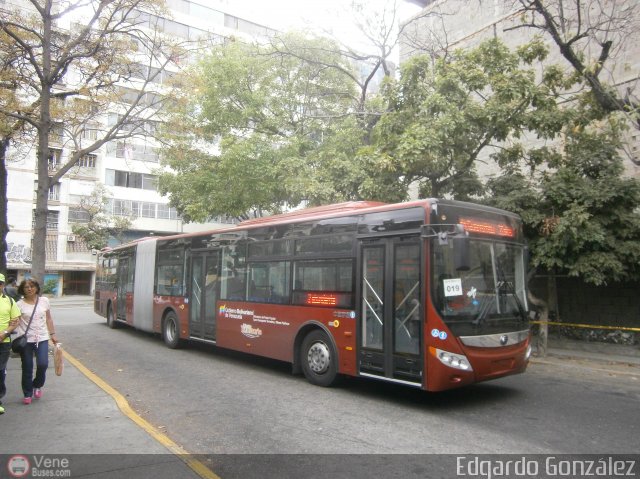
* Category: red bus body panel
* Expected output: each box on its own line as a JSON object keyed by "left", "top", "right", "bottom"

{"left": 216, "top": 301, "right": 357, "bottom": 376}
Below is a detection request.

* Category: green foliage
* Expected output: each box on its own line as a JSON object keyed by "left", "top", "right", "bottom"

{"left": 158, "top": 34, "right": 366, "bottom": 220}
{"left": 71, "top": 185, "right": 131, "bottom": 250}
{"left": 368, "top": 38, "right": 553, "bottom": 200}
{"left": 486, "top": 116, "right": 640, "bottom": 285}
{"left": 42, "top": 279, "right": 58, "bottom": 295}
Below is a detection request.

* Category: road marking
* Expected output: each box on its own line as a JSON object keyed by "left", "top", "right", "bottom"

{"left": 64, "top": 350, "right": 220, "bottom": 479}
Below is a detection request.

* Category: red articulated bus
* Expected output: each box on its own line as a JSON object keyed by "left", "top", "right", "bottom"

{"left": 94, "top": 199, "right": 531, "bottom": 391}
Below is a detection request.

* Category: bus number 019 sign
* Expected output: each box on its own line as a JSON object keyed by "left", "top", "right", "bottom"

{"left": 443, "top": 278, "right": 463, "bottom": 297}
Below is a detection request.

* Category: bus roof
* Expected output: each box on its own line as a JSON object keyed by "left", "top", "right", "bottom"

{"left": 100, "top": 198, "right": 522, "bottom": 253}
{"left": 238, "top": 201, "right": 388, "bottom": 227}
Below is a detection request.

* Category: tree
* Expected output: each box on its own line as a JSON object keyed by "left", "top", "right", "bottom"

{"left": 71, "top": 184, "right": 132, "bottom": 250}
{"left": 488, "top": 115, "right": 640, "bottom": 286}
{"left": 509, "top": 0, "right": 640, "bottom": 131}
{"left": 0, "top": 22, "right": 37, "bottom": 273}
{"left": 367, "top": 38, "right": 558, "bottom": 200}
{"left": 158, "top": 34, "right": 363, "bottom": 221}
{"left": 486, "top": 106, "right": 640, "bottom": 354}
{"left": 0, "top": 0, "right": 186, "bottom": 280}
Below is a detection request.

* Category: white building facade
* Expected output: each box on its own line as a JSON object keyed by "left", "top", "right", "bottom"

{"left": 5, "top": 0, "right": 277, "bottom": 295}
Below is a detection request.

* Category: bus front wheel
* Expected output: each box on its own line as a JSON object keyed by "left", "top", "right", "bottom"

{"left": 163, "top": 312, "right": 182, "bottom": 349}
{"left": 301, "top": 330, "right": 338, "bottom": 387}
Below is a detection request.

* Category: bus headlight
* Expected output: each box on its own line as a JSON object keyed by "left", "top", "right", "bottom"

{"left": 525, "top": 344, "right": 532, "bottom": 361}
{"left": 434, "top": 348, "right": 473, "bottom": 372}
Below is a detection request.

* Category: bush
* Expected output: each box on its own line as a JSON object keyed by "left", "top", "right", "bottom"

{"left": 43, "top": 279, "right": 58, "bottom": 295}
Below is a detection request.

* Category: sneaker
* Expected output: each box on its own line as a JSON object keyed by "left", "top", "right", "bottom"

{"left": 0, "top": 404, "right": 4, "bottom": 414}
{"left": 34, "top": 388, "right": 42, "bottom": 399}
{"left": 22, "top": 397, "right": 31, "bottom": 405}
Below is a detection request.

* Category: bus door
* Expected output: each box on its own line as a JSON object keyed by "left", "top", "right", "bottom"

{"left": 189, "top": 251, "right": 220, "bottom": 341}
{"left": 359, "top": 236, "right": 423, "bottom": 385}
{"left": 116, "top": 257, "right": 130, "bottom": 321}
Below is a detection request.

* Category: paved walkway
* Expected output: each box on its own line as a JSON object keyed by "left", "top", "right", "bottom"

{"left": 0, "top": 296, "right": 210, "bottom": 478}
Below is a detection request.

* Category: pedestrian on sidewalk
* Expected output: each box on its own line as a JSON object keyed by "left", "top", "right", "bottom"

{"left": 14, "top": 278, "right": 59, "bottom": 405}
{"left": 0, "top": 273, "right": 22, "bottom": 414}
{"left": 4, "top": 277, "right": 20, "bottom": 302}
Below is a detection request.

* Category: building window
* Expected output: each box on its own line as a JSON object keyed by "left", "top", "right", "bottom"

{"left": 81, "top": 127, "right": 98, "bottom": 140}
{"left": 32, "top": 210, "right": 59, "bottom": 230}
{"left": 106, "top": 141, "right": 159, "bottom": 163}
{"left": 105, "top": 169, "right": 158, "bottom": 191}
{"left": 48, "top": 148, "right": 63, "bottom": 170}
{"left": 140, "top": 202, "right": 156, "bottom": 218}
{"left": 68, "top": 207, "right": 91, "bottom": 223}
{"left": 48, "top": 183, "right": 61, "bottom": 201}
{"left": 112, "top": 199, "right": 133, "bottom": 216}
{"left": 75, "top": 153, "right": 97, "bottom": 168}
{"left": 157, "top": 204, "right": 179, "bottom": 220}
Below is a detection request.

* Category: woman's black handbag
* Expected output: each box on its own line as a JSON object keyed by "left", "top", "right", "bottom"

{"left": 10, "top": 334, "right": 27, "bottom": 354}
{"left": 11, "top": 297, "right": 39, "bottom": 354}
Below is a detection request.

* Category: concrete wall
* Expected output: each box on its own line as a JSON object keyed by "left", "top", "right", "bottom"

{"left": 555, "top": 277, "right": 640, "bottom": 329}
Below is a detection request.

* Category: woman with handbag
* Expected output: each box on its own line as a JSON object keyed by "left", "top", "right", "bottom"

{"left": 14, "top": 278, "right": 59, "bottom": 405}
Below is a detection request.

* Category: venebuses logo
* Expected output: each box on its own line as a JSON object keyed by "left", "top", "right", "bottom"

{"left": 7, "top": 455, "right": 30, "bottom": 478}
{"left": 6, "top": 455, "right": 71, "bottom": 478}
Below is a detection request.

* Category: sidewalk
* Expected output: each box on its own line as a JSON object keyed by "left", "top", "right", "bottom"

{"left": 542, "top": 335, "right": 640, "bottom": 366}
{"left": 0, "top": 296, "right": 206, "bottom": 478}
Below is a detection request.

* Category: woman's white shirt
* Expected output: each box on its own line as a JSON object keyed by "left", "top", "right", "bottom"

{"left": 15, "top": 296, "right": 51, "bottom": 343}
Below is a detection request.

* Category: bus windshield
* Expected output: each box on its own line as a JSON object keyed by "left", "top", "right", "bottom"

{"left": 431, "top": 239, "right": 528, "bottom": 336}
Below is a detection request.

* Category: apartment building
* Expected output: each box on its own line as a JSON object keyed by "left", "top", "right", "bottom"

{"left": 5, "top": 0, "right": 277, "bottom": 295}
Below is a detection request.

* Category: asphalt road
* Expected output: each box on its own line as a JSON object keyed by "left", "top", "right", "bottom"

{"left": 55, "top": 304, "right": 640, "bottom": 459}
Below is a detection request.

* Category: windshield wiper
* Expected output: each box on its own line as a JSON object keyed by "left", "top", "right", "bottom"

{"left": 471, "top": 294, "right": 494, "bottom": 326}
{"left": 495, "top": 260, "right": 528, "bottom": 322}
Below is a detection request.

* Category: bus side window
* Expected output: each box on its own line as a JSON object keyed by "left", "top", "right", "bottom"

{"left": 221, "top": 244, "right": 248, "bottom": 301}
{"left": 222, "top": 275, "right": 246, "bottom": 300}
{"left": 247, "top": 261, "right": 290, "bottom": 304}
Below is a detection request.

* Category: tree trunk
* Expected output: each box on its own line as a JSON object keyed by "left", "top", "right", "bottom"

{"left": 0, "top": 138, "right": 8, "bottom": 273}
{"left": 527, "top": 289, "right": 549, "bottom": 357}
{"left": 31, "top": 8, "right": 53, "bottom": 282}
{"left": 32, "top": 126, "right": 51, "bottom": 282}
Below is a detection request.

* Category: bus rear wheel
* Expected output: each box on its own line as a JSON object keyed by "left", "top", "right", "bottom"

{"left": 106, "top": 303, "right": 118, "bottom": 329}
{"left": 163, "top": 311, "right": 182, "bottom": 349}
{"left": 301, "top": 330, "right": 338, "bottom": 387}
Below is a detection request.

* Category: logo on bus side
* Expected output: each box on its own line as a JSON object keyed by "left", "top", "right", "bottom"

{"left": 241, "top": 323, "right": 263, "bottom": 339}
{"left": 219, "top": 304, "right": 255, "bottom": 320}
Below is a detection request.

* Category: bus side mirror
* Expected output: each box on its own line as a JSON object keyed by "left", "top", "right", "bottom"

{"left": 453, "top": 235, "right": 470, "bottom": 271}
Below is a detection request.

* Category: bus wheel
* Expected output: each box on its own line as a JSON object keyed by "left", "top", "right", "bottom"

{"left": 301, "top": 330, "right": 338, "bottom": 387}
{"left": 163, "top": 312, "right": 182, "bottom": 349}
{"left": 106, "top": 304, "right": 118, "bottom": 329}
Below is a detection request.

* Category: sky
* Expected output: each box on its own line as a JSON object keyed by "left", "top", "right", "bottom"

{"left": 213, "top": 0, "right": 422, "bottom": 53}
